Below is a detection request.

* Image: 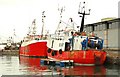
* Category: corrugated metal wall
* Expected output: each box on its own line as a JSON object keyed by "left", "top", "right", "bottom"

{"left": 108, "top": 29, "right": 119, "bottom": 48}
{"left": 85, "top": 19, "right": 120, "bottom": 49}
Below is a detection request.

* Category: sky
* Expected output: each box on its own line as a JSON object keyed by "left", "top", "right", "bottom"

{"left": 0, "top": 0, "right": 119, "bottom": 42}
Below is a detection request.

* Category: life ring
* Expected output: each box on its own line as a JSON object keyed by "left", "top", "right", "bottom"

{"left": 47, "top": 48, "right": 51, "bottom": 53}
{"left": 59, "top": 49, "right": 62, "bottom": 54}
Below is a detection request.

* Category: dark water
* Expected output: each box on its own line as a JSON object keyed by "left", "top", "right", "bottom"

{"left": 0, "top": 56, "right": 119, "bottom": 76}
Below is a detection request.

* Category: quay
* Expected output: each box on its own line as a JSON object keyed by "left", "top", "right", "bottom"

{"left": 104, "top": 50, "right": 120, "bottom": 65}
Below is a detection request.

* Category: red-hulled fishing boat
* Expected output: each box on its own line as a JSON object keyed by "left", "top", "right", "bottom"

{"left": 19, "top": 35, "right": 47, "bottom": 57}
{"left": 47, "top": 29, "right": 106, "bottom": 65}
{"left": 47, "top": 3, "right": 106, "bottom": 65}
{"left": 19, "top": 11, "right": 47, "bottom": 58}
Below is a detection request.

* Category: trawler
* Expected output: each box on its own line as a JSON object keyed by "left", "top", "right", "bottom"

{"left": 47, "top": 2, "right": 106, "bottom": 65}
{"left": 19, "top": 11, "right": 48, "bottom": 58}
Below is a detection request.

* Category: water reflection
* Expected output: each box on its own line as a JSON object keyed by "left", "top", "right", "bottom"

{"left": 0, "top": 55, "right": 119, "bottom": 76}
{"left": 0, "top": 56, "right": 22, "bottom": 75}
{"left": 19, "top": 56, "right": 47, "bottom": 71}
{"left": 19, "top": 56, "right": 59, "bottom": 75}
{"left": 47, "top": 65, "right": 106, "bottom": 76}
{"left": 19, "top": 56, "right": 107, "bottom": 76}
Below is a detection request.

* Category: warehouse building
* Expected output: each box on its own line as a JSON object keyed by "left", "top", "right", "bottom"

{"left": 84, "top": 18, "right": 120, "bottom": 50}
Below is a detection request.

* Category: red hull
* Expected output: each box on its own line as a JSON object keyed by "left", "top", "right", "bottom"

{"left": 19, "top": 41, "right": 47, "bottom": 57}
{"left": 47, "top": 49, "right": 106, "bottom": 65}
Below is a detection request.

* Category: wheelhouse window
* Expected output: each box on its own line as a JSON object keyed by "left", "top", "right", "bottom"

{"left": 59, "top": 43, "right": 64, "bottom": 47}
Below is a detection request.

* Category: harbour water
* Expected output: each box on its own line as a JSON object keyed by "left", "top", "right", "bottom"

{"left": 0, "top": 55, "right": 119, "bottom": 77}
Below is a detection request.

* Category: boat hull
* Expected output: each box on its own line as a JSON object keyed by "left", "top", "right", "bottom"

{"left": 19, "top": 41, "right": 47, "bottom": 58}
{"left": 47, "top": 49, "right": 106, "bottom": 65}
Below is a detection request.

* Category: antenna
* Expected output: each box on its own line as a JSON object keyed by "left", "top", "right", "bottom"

{"left": 13, "top": 28, "right": 16, "bottom": 36}
{"left": 58, "top": 5, "right": 65, "bottom": 23}
{"left": 78, "top": 2, "right": 81, "bottom": 13}
{"left": 41, "top": 11, "right": 46, "bottom": 38}
{"left": 32, "top": 19, "right": 36, "bottom": 35}
{"left": 13, "top": 28, "right": 16, "bottom": 43}
{"left": 55, "top": 5, "right": 65, "bottom": 34}
{"left": 78, "top": 1, "right": 91, "bottom": 33}
{"left": 28, "top": 27, "right": 31, "bottom": 35}
{"left": 54, "top": 5, "right": 65, "bottom": 37}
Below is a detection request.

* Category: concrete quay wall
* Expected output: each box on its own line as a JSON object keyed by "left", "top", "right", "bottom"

{"left": 0, "top": 50, "right": 19, "bottom": 56}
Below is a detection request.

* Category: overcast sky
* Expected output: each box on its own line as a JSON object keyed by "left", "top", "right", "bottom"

{"left": 0, "top": 0, "right": 119, "bottom": 42}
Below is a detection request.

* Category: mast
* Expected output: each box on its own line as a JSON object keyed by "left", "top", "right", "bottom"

{"left": 27, "top": 27, "right": 31, "bottom": 35}
{"left": 55, "top": 5, "right": 65, "bottom": 34}
{"left": 13, "top": 28, "right": 16, "bottom": 43}
{"left": 32, "top": 19, "right": 36, "bottom": 35}
{"left": 78, "top": 2, "right": 91, "bottom": 33}
{"left": 41, "top": 11, "right": 46, "bottom": 38}
{"left": 58, "top": 6, "right": 65, "bottom": 24}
